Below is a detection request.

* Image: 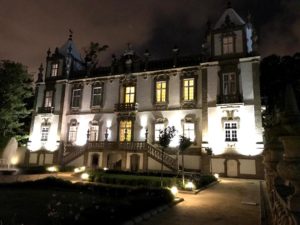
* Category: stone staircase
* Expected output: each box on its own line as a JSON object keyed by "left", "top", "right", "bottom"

{"left": 62, "top": 142, "right": 178, "bottom": 171}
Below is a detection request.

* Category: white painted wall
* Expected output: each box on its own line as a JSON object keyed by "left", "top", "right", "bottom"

{"left": 239, "top": 159, "right": 256, "bottom": 175}
{"left": 66, "top": 155, "right": 84, "bottom": 167}
{"left": 211, "top": 158, "right": 225, "bottom": 173}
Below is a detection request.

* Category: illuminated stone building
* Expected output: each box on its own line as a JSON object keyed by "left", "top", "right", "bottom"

{"left": 27, "top": 5, "right": 264, "bottom": 178}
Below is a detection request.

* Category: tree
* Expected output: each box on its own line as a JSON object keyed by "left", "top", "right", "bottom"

{"left": 0, "top": 60, "right": 33, "bottom": 138}
{"left": 260, "top": 53, "right": 300, "bottom": 128}
{"left": 158, "top": 126, "right": 176, "bottom": 187}
{"left": 179, "top": 135, "right": 192, "bottom": 186}
{"left": 84, "top": 42, "right": 109, "bottom": 71}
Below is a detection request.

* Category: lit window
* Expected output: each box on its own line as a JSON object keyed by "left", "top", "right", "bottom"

{"left": 125, "top": 86, "right": 135, "bottom": 103}
{"left": 156, "top": 81, "right": 167, "bottom": 103}
{"left": 119, "top": 120, "right": 132, "bottom": 142}
{"left": 51, "top": 63, "right": 59, "bottom": 77}
{"left": 71, "top": 89, "right": 81, "bottom": 108}
{"left": 223, "top": 36, "right": 234, "bottom": 54}
{"left": 44, "top": 90, "right": 53, "bottom": 107}
{"left": 183, "top": 78, "right": 194, "bottom": 101}
{"left": 224, "top": 122, "right": 238, "bottom": 142}
{"left": 91, "top": 86, "right": 102, "bottom": 107}
{"left": 183, "top": 123, "right": 195, "bottom": 141}
{"left": 223, "top": 73, "right": 236, "bottom": 95}
{"left": 154, "top": 123, "right": 165, "bottom": 142}
{"left": 89, "top": 125, "right": 99, "bottom": 141}
{"left": 68, "top": 121, "right": 78, "bottom": 143}
{"left": 41, "top": 126, "right": 49, "bottom": 142}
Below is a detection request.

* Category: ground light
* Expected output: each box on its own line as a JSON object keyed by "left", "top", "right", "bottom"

{"left": 170, "top": 186, "right": 178, "bottom": 196}
{"left": 184, "top": 181, "right": 195, "bottom": 190}
{"left": 46, "top": 166, "right": 58, "bottom": 172}
{"left": 81, "top": 172, "right": 89, "bottom": 181}
{"left": 74, "top": 166, "right": 86, "bottom": 173}
{"left": 214, "top": 173, "right": 219, "bottom": 179}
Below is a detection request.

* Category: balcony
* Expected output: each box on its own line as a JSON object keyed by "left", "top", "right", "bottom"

{"left": 114, "top": 103, "right": 138, "bottom": 112}
{"left": 38, "top": 106, "right": 54, "bottom": 113}
{"left": 217, "top": 94, "right": 243, "bottom": 104}
{"left": 65, "top": 141, "right": 146, "bottom": 152}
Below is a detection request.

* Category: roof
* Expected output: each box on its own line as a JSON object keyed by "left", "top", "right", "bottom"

{"left": 214, "top": 7, "right": 245, "bottom": 29}
{"left": 59, "top": 38, "right": 84, "bottom": 63}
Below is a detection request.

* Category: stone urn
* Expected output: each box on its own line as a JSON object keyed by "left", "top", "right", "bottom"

{"left": 277, "top": 136, "right": 300, "bottom": 211}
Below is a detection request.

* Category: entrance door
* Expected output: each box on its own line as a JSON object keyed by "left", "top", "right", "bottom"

{"left": 130, "top": 154, "right": 140, "bottom": 172}
{"left": 91, "top": 154, "right": 99, "bottom": 169}
{"left": 227, "top": 159, "right": 238, "bottom": 177}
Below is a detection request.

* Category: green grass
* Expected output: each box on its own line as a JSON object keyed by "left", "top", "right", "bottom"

{"left": 0, "top": 178, "right": 174, "bottom": 225}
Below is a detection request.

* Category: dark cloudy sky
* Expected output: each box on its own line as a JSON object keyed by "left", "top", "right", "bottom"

{"left": 0, "top": 0, "right": 299, "bottom": 75}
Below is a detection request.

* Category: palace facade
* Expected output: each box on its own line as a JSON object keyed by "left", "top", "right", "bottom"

{"left": 26, "top": 5, "right": 264, "bottom": 178}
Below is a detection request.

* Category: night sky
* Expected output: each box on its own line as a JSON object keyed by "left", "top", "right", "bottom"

{"left": 0, "top": 0, "right": 299, "bottom": 75}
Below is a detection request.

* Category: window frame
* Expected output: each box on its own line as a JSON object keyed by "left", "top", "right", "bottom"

{"left": 119, "top": 120, "right": 133, "bottom": 142}
{"left": 124, "top": 86, "right": 136, "bottom": 104}
{"left": 153, "top": 76, "right": 169, "bottom": 108}
{"left": 154, "top": 123, "right": 165, "bottom": 142}
{"left": 50, "top": 63, "right": 59, "bottom": 77}
{"left": 180, "top": 73, "right": 197, "bottom": 108}
{"left": 224, "top": 121, "right": 238, "bottom": 142}
{"left": 183, "top": 122, "right": 195, "bottom": 142}
{"left": 44, "top": 90, "right": 54, "bottom": 108}
{"left": 71, "top": 88, "right": 82, "bottom": 109}
{"left": 68, "top": 120, "right": 78, "bottom": 143}
{"left": 91, "top": 84, "right": 103, "bottom": 108}
{"left": 89, "top": 121, "right": 99, "bottom": 142}
{"left": 222, "top": 72, "right": 237, "bottom": 96}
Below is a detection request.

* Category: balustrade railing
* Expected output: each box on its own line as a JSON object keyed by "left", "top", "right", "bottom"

{"left": 114, "top": 103, "right": 138, "bottom": 112}
{"left": 63, "top": 141, "right": 178, "bottom": 171}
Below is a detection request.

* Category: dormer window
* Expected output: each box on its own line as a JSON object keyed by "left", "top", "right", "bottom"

{"left": 51, "top": 63, "right": 59, "bottom": 77}
{"left": 222, "top": 36, "right": 234, "bottom": 54}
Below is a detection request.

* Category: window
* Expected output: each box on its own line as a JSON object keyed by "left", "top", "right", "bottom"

{"left": 183, "top": 123, "right": 195, "bottom": 141}
{"left": 223, "top": 73, "right": 236, "bottom": 95}
{"left": 183, "top": 78, "right": 195, "bottom": 101}
{"left": 68, "top": 120, "right": 78, "bottom": 142}
{"left": 119, "top": 120, "right": 132, "bottom": 142}
{"left": 223, "top": 36, "right": 234, "bottom": 54}
{"left": 154, "top": 123, "right": 165, "bottom": 142}
{"left": 51, "top": 63, "right": 59, "bottom": 77}
{"left": 124, "top": 86, "right": 135, "bottom": 103}
{"left": 89, "top": 124, "right": 99, "bottom": 142}
{"left": 155, "top": 81, "right": 167, "bottom": 103}
{"left": 41, "top": 126, "right": 49, "bottom": 142}
{"left": 91, "top": 86, "right": 102, "bottom": 107}
{"left": 224, "top": 122, "right": 238, "bottom": 142}
{"left": 44, "top": 90, "right": 53, "bottom": 107}
{"left": 71, "top": 89, "right": 81, "bottom": 108}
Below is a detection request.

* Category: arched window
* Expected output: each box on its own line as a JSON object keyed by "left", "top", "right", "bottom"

{"left": 68, "top": 119, "right": 79, "bottom": 143}
{"left": 89, "top": 121, "right": 99, "bottom": 142}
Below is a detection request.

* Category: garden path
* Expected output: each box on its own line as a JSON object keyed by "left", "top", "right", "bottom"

{"left": 142, "top": 178, "right": 261, "bottom": 225}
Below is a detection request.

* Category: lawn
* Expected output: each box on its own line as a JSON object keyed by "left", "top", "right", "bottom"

{"left": 0, "top": 177, "right": 174, "bottom": 225}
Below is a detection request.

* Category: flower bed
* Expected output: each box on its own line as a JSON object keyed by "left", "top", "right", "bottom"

{"left": 0, "top": 177, "right": 173, "bottom": 225}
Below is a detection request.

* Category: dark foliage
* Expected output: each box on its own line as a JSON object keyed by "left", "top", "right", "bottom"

{"left": 0, "top": 60, "right": 33, "bottom": 139}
